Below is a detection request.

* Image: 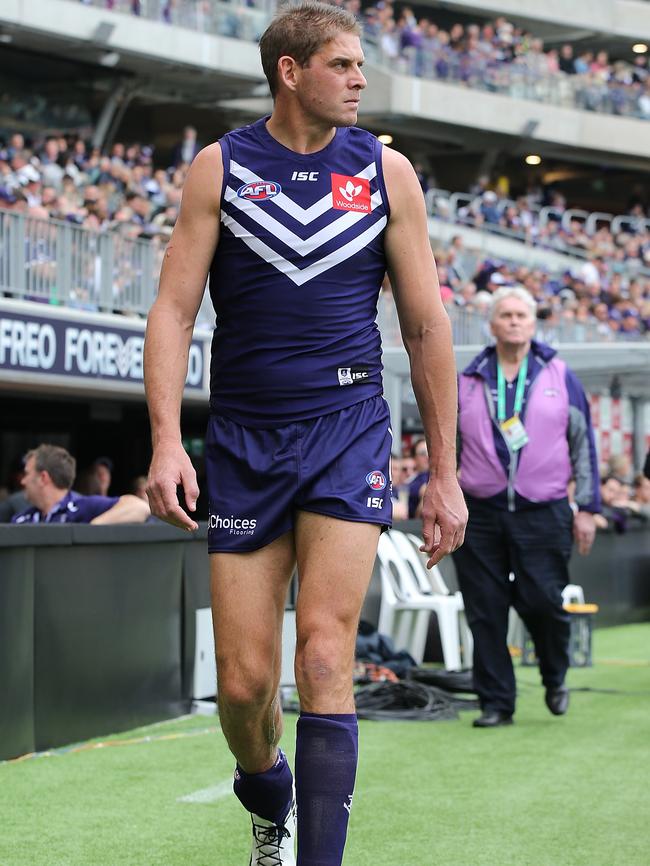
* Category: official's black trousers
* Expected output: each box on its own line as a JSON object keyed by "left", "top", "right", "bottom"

{"left": 452, "top": 496, "right": 573, "bottom": 715}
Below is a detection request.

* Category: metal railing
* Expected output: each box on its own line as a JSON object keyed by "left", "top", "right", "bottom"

{"left": 377, "top": 291, "right": 646, "bottom": 349}
{"left": 0, "top": 209, "right": 159, "bottom": 314}
{"left": 425, "top": 189, "right": 650, "bottom": 279}
{"left": 1, "top": 208, "right": 645, "bottom": 344}
{"left": 364, "top": 39, "right": 650, "bottom": 122}
{"left": 76, "top": 0, "right": 273, "bottom": 42}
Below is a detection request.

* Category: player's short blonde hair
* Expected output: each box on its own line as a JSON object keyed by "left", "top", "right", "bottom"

{"left": 260, "top": 2, "right": 361, "bottom": 98}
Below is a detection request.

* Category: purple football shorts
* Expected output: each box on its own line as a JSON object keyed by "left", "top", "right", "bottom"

{"left": 205, "top": 396, "right": 393, "bottom": 552}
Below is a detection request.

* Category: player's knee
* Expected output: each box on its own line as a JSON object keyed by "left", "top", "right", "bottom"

{"left": 294, "top": 628, "right": 352, "bottom": 692}
{"left": 217, "top": 661, "right": 275, "bottom": 711}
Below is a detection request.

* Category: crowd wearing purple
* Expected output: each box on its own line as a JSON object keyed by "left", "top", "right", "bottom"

{"left": 78, "top": 1, "right": 650, "bottom": 120}
{"left": 360, "top": 4, "right": 650, "bottom": 119}
{"left": 1, "top": 124, "right": 649, "bottom": 337}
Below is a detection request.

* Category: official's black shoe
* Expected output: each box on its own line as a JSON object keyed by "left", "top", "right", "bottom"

{"left": 545, "top": 685, "right": 570, "bottom": 716}
{"left": 472, "top": 710, "right": 514, "bottom": 728}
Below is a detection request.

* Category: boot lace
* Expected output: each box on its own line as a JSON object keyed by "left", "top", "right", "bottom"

{"left": 252, "top": 820, "right": 291, "bottom": 866}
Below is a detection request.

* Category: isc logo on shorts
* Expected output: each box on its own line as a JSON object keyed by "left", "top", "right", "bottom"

{"left": 366, "top": 470, "right": 387, "bottom": 491}
{"left": 237, "top": 181, "right": 281, "bottom": 201}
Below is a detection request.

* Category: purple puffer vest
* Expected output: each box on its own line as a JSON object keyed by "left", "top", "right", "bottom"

{"left": 458, "top": 358, "right": 571, "bottom": 502}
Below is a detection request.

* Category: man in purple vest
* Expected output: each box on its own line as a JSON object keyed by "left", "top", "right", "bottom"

{"left": 143, "top": 3, "right": 467, "bottom": 863}
{"left": 454, "top": 286, "right": 600, "bottom": 728}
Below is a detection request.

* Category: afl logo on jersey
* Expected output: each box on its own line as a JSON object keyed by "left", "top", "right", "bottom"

{"left": 366, "top": 471, "right": 387, "bottom": 491}
{"left": 237, "top": 181, "right": 281, "bottom": 201}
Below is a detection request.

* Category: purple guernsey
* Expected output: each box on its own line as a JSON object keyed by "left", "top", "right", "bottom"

{"left": 209, "top": 119, "right": 389, "bottom": 427}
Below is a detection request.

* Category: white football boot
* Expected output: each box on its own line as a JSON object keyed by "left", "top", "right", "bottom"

{"left": 249, "top": 799, "right": 296, "bottom": 866}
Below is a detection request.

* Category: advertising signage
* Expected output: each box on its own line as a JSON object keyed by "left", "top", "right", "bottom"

{"left": 0, "top": 302, "right": 209, "bottom": 398}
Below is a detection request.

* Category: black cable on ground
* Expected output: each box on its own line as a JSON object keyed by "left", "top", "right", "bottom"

{"left": 353, "top": 681, "right": 478, "bottom": 721}
{"left": 407, "top": 667, "right": 476, "bottom": 694}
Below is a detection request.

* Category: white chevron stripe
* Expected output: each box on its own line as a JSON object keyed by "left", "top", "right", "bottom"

{"left": 221, "top": 212, "right": 387, "bottom": 287}
{"left": 230, "top": 160, "right": 377, "bottom": 225}
{"left": 224, "top": 187, "right": 382, "bottom": 256}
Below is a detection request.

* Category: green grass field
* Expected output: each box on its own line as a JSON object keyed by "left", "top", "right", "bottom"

{"left": 2, "top": 624, "right": 649, "bottom": 866}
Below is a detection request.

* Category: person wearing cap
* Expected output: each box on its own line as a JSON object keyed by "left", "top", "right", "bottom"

{"left": 92, "top": 457, "right": 113, "bottom": 496}
{"left": 12, "top": 445, "right": 149, "bottom": 525}
{"left": 453, "top": 285, "right": 600, "bottom": 728}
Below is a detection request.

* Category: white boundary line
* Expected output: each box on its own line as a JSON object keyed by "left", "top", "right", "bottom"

{"left": 177, "top": 779, "right": 233, "bottom": 805}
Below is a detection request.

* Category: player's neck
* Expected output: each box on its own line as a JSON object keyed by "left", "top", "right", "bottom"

{"left": 266, "top": 108, "right": 336, "bottom": 155}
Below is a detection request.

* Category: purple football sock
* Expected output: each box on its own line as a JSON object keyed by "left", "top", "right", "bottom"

{"left": 233, "top": 749, "right": 294, "bottom": 826}
{"left": 295, "top": 712, "right": 358, "bottom": 866}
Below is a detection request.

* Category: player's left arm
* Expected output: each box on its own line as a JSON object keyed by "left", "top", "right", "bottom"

{"left": 90, "top": 495, "right": 151, "bottom": 525}
{"left": 382, "top": 146, "right": 467, "bottom": 567}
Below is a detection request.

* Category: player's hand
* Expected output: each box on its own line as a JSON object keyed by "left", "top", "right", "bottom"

{"left": 573, "top": 510, "right": 596, "bottom": 556}
{"left": 419, "top": 473, "right": 468, "bottom": 568}
{"left": 146, "top": 440, "right": 200, "bottom": 531}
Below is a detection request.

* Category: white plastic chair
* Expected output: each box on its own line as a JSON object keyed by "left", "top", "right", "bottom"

{"left": 507, "top": 579, "right": 586, "bottom": 650}
{"left": 398, "top": 531, "right": 473, "bottom": 670}
{"left": 376, "top": 531, "right": 471, "bottom": 670}
{"left": 562, "top": 584, "right": 585, "bottom": 605}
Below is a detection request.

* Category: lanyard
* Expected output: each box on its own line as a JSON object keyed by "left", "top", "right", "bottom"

{"left": 497, "top": 354, "right": 528, "bottom": 422}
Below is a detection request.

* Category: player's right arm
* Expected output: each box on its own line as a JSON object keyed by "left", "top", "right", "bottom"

{"left": 144, "top": 143, "right": 223, "bottom": 530}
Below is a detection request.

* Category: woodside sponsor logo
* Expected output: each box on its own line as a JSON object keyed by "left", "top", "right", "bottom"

{"left": 331, "top": 174, "right": 371, "bottom": 212}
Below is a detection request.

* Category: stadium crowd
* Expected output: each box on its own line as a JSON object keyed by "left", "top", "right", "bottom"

{"left": 433, "top": 237, "right": 650, "bottom": 340}
{"left": 430, "top": 182, "right": 650, "bottom": 277}
{"left": 77, "top": 0, "right": 650, "bottom": 120}
{"left": 361, "top": 5, "right": 650, "bottom": 119}
{"left": 1, "top": 126, "right": 649, "bottom": 336}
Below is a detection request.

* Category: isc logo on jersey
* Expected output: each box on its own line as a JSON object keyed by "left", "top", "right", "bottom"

{"left": 338, "top": 366, "right": 370, "bottom": 386}
{"left": 331, "top": 174, "right": 371, "bottom": 213}
{"left": 237, "top": 181, "right": 281, "bottom": 201}
{"left": 366, "top": 471, "right": 387, "bottom": 491}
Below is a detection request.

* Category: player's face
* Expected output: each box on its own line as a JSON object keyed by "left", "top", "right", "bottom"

{"left": 490, "top": 298, "right": 536, "bottom": 349}
{"left": 296, "top": 33, "right": 366, "bottom": 127}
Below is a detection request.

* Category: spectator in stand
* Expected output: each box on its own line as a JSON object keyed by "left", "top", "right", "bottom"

{"left": 0, "top": 456, "right": 30, "bottom": 522}
{"left": 172, "top": 125, "right": 201, "bottom": 167}
{"left": 595, "top": 474, "right": 644, "bottom": 532}
{"left": 606, "top": 453, "right": 633, "bottom": 484}
{"left": 407, "top": 437, "right": 429, "bottom": 518}
{"left": 131, "top": 475, "right": 149, "bottom": 502}
{"left": 559, "top": 44, "right": 576, "bottom": 75}
{"left": 77, "top": 456, "right": 114, "bottom": 496}
{"left": 400, "top": 452, "right": 415, "bottom": 485}
{"left": 389, "top": 454, "right": 408, "bottom": 521}
{"left": 11, "top": 444, "right": 149, "bottom": 525}
{"left": 631, "top": 473, "right": 650, "bottom": 518}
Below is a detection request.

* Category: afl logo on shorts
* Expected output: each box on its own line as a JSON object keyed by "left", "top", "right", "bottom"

{"left": 237, "top": 181, "right": 281, "bottom": 201}
{"left": 366, "top": 471, "right": 387, "bottom": 491}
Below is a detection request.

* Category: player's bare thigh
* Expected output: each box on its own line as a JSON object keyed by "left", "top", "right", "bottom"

{"left": 293, "top": 511, "right": 381, "bottom": 713}
{"left": 210, "top": 530, "right": 296, "bottom": 691}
